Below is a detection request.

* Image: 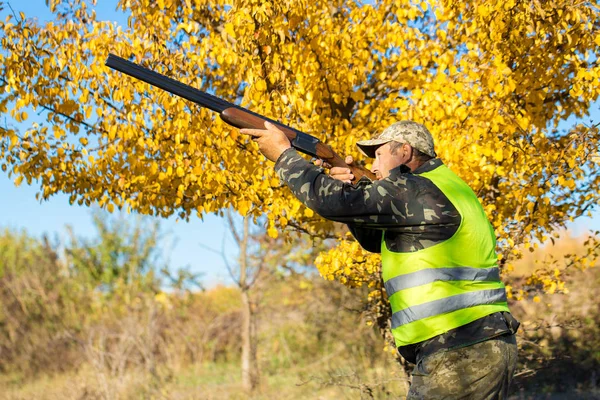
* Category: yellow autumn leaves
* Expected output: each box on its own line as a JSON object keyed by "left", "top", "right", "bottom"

{"left": 0, "top": 0, "right": 599, "bottom": 298}
{"left": 315, "top": 236, "right": 381, "bottom": 286}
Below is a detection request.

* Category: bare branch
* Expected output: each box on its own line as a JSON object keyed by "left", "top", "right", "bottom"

{"left": 226, "top": 209, "right": 242, "bottom": 246}
{"left": 220, "top": 230, "right": 239, "bottom": 286}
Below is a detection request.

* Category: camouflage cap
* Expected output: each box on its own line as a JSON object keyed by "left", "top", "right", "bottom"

{"left": 356, "top": 121, "right": 437, "bottom": 158}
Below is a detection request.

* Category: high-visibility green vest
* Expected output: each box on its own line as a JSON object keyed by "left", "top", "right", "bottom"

{"left": 382, "top": 163, "right": 509, "bottom": 347}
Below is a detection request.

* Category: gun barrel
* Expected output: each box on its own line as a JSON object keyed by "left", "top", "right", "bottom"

{"left": 105, "top": 54, "right": 231, "bottom": 113}
{"left": 105, "top": 54, "right": 377, "bottom": 182}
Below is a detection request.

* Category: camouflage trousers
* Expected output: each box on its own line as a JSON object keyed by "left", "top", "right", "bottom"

{"left": 407, "top": 334, "right": 518, "bottom": 400}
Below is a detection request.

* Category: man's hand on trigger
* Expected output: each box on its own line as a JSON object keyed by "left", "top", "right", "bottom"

{"left": 314, "top": 156, "right": 355, "bottom": 184}
{"left": 240, "top": 121, "right": 292, "bottom": 162}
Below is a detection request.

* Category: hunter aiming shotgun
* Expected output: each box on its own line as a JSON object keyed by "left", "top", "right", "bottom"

{"left": 105, "top": 54, "right": 375, "bottom": 183}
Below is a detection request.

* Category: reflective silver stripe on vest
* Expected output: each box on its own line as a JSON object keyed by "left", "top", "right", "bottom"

{"left": 391, "top": 288, "right": 507, "bottom": 329}
{"left": 384, "top": 267, "right": 500, "bottom": 297}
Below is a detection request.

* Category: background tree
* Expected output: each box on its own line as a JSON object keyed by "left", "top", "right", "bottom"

{"left": 217, "top": 212, "right": 331, "bottom": 392}
{"left": 222, "top": 214, "right": 262, "bottom": 392}
{"left": 1, "top": 0, "right": 599, "bottom": 359}
{"left": 65, "top": 209, "right": 164, "bottom": 292}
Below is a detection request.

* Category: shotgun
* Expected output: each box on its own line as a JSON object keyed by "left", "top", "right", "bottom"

{"left": 105, "top": 54, "right": 375, "bottom": 183}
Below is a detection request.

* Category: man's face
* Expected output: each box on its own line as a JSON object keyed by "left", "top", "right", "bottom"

{"left": 371, "top": 142, "right": 408, "bottom": 180}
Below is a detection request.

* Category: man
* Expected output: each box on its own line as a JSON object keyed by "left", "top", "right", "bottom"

{"left": 241, "top": 120, "right": 519, "bottom": 399}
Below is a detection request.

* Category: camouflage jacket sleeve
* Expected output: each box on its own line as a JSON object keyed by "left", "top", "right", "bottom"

{"left": 274, "top": 149, "right": 461, "bottom": 254}
{"left": 274, "top": 148, "right": 412, "bottom": 226}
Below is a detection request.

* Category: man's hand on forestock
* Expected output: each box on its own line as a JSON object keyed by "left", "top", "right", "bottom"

{"left": 240, "top": 121, "right": 292, "bottom": 162}
{"left": 314, "top": 156, "right": 356, "bottom": 184}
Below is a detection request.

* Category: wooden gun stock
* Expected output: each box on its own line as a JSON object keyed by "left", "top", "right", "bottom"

{"left": 220, "top": 108, "right": 375, "bottom": 183}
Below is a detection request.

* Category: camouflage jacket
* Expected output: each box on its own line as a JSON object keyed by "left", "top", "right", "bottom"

{"left": 274, "top": 148, "right": 461, "bottom": 253}
{"left": 274, "top": 148, "right": 519, "bottom": 361}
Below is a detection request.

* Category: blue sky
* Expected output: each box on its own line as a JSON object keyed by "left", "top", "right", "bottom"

{"left": 1, "top": 1, "right": 599, "bottom": 288}
{"left": 0, "top": 169, "right": 234, "bottom": 286}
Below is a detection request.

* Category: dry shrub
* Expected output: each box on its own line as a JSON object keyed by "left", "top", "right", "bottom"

{"left": 164, "top": 286, "right": 243, "bottom": 365}
{"left": 0, "top": 230, "right": 92, "bottom": 375}
{"left": 74, "top": 287, "right": 245, "bottom": 399}
{"left": 0, "top": 221, "right": 247, "bottom": 398}
{"left": 509, "top": 231, "right": 600, "bottom": 396}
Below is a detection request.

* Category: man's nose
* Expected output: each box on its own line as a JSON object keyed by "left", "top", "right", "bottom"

{"left": 371, "top": 162, "right": 378, "bottom": 174}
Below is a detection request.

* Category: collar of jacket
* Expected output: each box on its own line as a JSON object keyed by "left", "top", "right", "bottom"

{"left": 389, "top": 158, "right": 443, "bottom": 178}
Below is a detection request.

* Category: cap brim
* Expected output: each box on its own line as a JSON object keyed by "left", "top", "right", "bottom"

{"left": 356, "top": 138, "right": 391, "bottom": 158}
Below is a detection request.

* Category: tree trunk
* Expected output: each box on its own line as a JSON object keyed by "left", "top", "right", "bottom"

{"left": 239, "top": 217, "right": 259, "bottom": 392}
{"left": 241, "top": 288, "right": 258, "bottom": 391}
